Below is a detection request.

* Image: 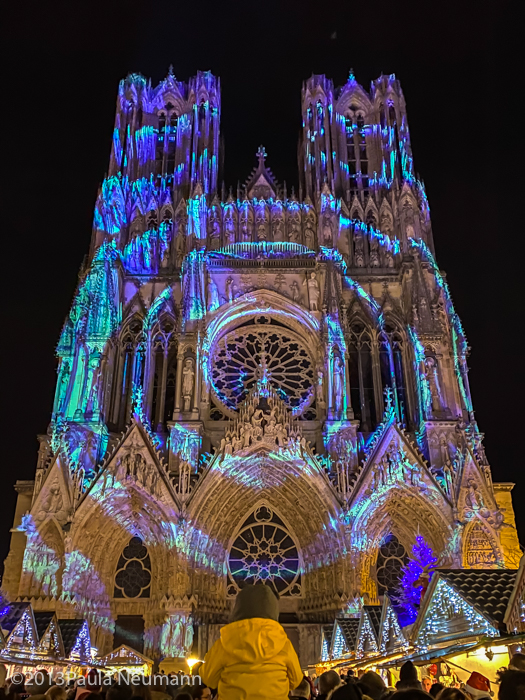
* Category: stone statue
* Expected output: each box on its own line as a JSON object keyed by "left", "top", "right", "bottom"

{"left": 182, "top": 358, "right": 195, "bottom": 412}
{"left": 208, "top": 214, "right": 221, "bottom": 249}
{"left": 273, "top": 217, "right": 284, "bottom": 241}
{"left": 208, "top": 274, "right": 220, "bottom": 312}
{"left": 369, "top": 236, "right": 380, "bottom": 267}
{"left": 304, "top": 219, "right": 315, "bottom": 249}
{"left": 225, "top": 276, "right": 234, "bottom": 303}
{"left": 333, "top": 355, "right": 345, "bottom": 413}
{"left": 316, "top": 369, "right": 326, "bottom": 406}
{"left": 303, "top": 272, "right": 320, "bottom": 311}
{"left": 256, "top": 218, "right": 268, "bottom": 241}
{"left": 241, "top": 213, "right": 253, "bottom": 241}
{"left": 424, "top": 356, "right": 442, "bottom": 412}
{"left": 290, "top": 280, "right": 300, "bottom": 302}
{"left": 354, "top": 232, "right": 365, "bottom": 267}
{"left": 224, "top": 214, "right": 236, "bottom": 243}
{"left": 288, "top": 217, "right": 300, "bottom": 242}
{"left": 322, "top": 214, "right": 333, "bottom": 244}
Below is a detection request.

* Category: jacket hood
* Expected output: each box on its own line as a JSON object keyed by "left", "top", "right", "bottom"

{"left": 230, "top": 583, "right": 280, "bottom": 622}
{"left": 220, "top": 618, "right": 289, "bottom": 663}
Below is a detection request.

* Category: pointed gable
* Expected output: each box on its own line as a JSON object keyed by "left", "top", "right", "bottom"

{"left": 356, "top": 606, "right": 381, "bottom": 657}
{"left": 321, "top": 624, "right": 333, "bottom": 661}
{"left": 245, "top": 146, "right": 278, "bottom": 199}
{"left": 331, "top": 618, "right": 360, "bottom": 658}
{"left": 379, "top": 596, "right": 407, "bottom": 654}
{"left": 58, "top": 619, "right": 91, "bottom": 662}
{"left": 2, "top": 603, "right": 38, "bottom": 658}
{"left": 35, "top": 612, "right": 64, "bottom": 659}
{"left": 84, "top": 419, "right": 177, "bottom": 509}
{"left": 412, "top": 570, "right": 513, "bottom": 649}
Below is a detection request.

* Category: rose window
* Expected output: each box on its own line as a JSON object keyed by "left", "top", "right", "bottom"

{"left": 114, "top": 536, "right": 152, "bottom": 599}
{"left": 228, "top": 506, "right": 301, "bottom": 597}
{"left": 211, "top": 321, "right": 314, "bottom": 416}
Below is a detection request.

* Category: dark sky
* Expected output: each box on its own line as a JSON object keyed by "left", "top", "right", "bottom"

{"left": 3, "top": 0, "right": 521, "bottom": 568}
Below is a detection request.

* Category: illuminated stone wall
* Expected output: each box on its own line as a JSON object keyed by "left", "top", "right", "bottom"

{"left": 3, "top": 68, "right": 521, "bottom": 666}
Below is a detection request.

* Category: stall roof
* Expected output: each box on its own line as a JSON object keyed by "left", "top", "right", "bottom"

{"left": 339, "top": 619, "right": 360, "bottom": 651}
{"left": 1, "top": 603, "right": 31, "bottom": 633}
{"left": 436, "top": 569, "right": 518, "bottom": 628}
{"left": 364, "top": 605, "right": 382, "bottom": 641}
{"left": 34, "top": 612, "right": 55, "bottom": 642}
{"left": 58, "top": 619, "right": 86, "bottom": 656}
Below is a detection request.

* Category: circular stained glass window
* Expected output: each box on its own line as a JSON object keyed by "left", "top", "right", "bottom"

{"left": 228, "top": 506, "right": 301, "bottom": 597}
{"left": 211, "top": 322, "right": 314, "bottom": 416}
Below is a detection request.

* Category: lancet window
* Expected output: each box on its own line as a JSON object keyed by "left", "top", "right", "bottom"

{"left": 156, "top": 106, "right": 179, "bottom": 177}
{"left": 114, "top": 536, "right": 152, "bottom": 599}
{"left": 379, "top": 324, "right": 408, "bottom": 425}
{"left": 345, "top": 109, "right": 369, "bottom": 193}
{"left": 348, "top": 322, "right": 376, "bottom": 432}
{"left": 348, "top": 320, "right": 411, "bottom": 432}
{"left": 149, "top": 316, "right": 176, "bottom": 430}
{"left": 111, "top": 317, "right": 145, "bottom": 430}
{"left": 375, "top": 534, "right": 407, "bottom": 597}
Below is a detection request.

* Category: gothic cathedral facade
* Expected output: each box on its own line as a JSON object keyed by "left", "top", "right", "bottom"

{"left": 3, "top": 69, "right": 522, "bottom": 666}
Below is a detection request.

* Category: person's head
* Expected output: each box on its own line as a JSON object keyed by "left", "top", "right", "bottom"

{"left": 0, "top": 665, "right": 7, "bottom": 688}
{"left": 498, "top": 670, "right": 525, "bottom": 700}
{"left": 429, "top": 683, "right": 444, "bottom": 698}
{"left": 436, "top": 688, "right": 470, "bottom": 700}
{"left": 464, "top": 673, "right": 493, "bottom": 699}
{"left": 84, "top": 670, "right": 103, "bottom": 693}
{"left": 26, "top": 671, "right": 52, "bottom": 696}
{"left": 422, "top": 678, "right": 433, "bottom": 693}
{"left": 190, "top": 685, "right": 211, "bottom": 700}
{"left": 106, "top": 684, "right": 133, "bottom": 700}
{"left": 46, "top": 687, "right": 67, "bottom": 700}
{"left": 509, "top": 656, "right": 525, "bottom": 673}
{"left": 331, "top": 683, "right": 364, "bottom": 700}
{"left": 128, "top": 680, "right": 151, "bottom": 700}
{"left": 319, "top": 670, "right": 342, "bottom": 696}
{"left": 388, "top": 691, "right": 433, "bottom": 700}
{"left": 358, "top": 671, "right": 387, "bottom": 700}
{"left": 230, "top": 583, "right": 280, "bottom": 623}
{"left": 290, "top": 678, "right": 311, "bottom": 699}
{"left": 400, "top": 663, "right": 419, "bottom": 684}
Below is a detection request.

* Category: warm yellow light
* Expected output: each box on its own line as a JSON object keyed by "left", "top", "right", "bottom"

{"left": 186, "top": 657, "right": 201, "bottom": 671}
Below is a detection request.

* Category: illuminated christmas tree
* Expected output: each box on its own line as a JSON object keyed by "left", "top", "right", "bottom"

{"left": 395, "top": 535, "right": 437, "bottom": 625}
{"left": 0, "top": 587, "right": 10, "bottom": 618}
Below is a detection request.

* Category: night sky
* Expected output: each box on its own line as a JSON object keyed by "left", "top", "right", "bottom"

{"left": 3, "top": 0, "right": 521, "bottom": 569}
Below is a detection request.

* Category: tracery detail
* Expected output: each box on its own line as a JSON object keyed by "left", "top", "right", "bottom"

{"left": 228, "top": 506, "right": 301, "bottom": 597}
{"left": 114, "top": 536, "right": 152, "bottom": 599}
{"left": 211, "top": 321, "right": 314, "bottom": 415}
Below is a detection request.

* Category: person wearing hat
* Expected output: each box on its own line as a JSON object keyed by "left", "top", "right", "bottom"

{"left": 200, "top": 583, "right": 302, "bottom": 700}
{"left": 396, "top": 661, "right": 422, "bottom": 690}
{"left": 464, "top": 672, "right": 493, "bottom": 700}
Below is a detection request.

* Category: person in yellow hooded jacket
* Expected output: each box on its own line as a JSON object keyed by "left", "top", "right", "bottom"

{"left": 200, "top": 583, "right": 303, "bottom": 699}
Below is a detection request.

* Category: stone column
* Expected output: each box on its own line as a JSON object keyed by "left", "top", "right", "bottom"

{"left": 156, "top": 348, "right": 169, "bottom": 430}
{"left": 344, "top": 350, "right": 354, "bottom": 419}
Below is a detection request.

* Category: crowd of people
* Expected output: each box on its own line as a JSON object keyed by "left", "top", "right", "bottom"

{"left": 295, "top": 656, "right": 525, "bottom": 700}
{"left": 1, "top": 583, "right": 524, "bottom": 700}
{"left": 0, "top": 666, "right": 210, "bottom": 700}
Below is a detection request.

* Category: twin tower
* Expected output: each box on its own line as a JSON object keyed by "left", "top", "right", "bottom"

{"left": 3, "top": 68, "right": 520, "bottom": 666}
